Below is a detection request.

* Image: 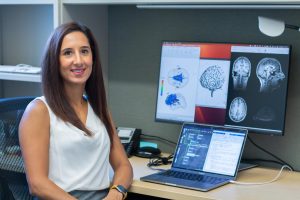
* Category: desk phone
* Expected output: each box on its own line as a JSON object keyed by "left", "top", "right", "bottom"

{"left": 117, "top": 127, "right": 141, "bottom": 157}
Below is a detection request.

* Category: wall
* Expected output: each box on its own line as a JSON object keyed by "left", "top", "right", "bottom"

{"left": 0, "top": 5, "right": 54, "bottom": 98}
{"left": 108, "top": 6, "right": 300, "bottom": 170}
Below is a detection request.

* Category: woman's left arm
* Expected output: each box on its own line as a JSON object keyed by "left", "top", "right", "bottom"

{"left": 110, "top": 128, "right": 133, "bottom": 188}
{"left": 104, "top": 116, "right": 133, "bottom": 200}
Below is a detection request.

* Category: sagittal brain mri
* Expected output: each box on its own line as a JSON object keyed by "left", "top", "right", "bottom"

{"left": 200, "top": 65, "right": 225, "bottom": 97}
{"left": 256, "top": 58, "right": 285, "bottom": 92}
{"left": 168, "top": 66, "right": 189, "bottom": 88}
{"left": 229, "top": 97, "right": 247, "bottom": 122}
{"left": 232, "top": 56, "right": 251, "bottom": 90}
{"left": 165, "top": 93, "right": 187, "bottom": 110}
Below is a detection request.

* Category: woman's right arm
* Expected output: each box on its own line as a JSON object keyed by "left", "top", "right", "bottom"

{"left": 19, "top": 99, "right": 76, "bottom": 200}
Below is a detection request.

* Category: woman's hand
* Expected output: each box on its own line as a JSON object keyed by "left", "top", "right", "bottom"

{"left": 103, "top": 189, "right": 123, "bottom": 200}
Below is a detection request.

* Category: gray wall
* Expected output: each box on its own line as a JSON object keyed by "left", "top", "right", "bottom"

{"left": 108, "top": 6, "right": 300, "bottom": 170}
{"left": 0, "top": 5, "right": 53, "bottom": 98}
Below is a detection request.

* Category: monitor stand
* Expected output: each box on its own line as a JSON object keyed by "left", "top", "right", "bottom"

{"left": 238, "top": 162, "right": 258, "bottom": 171}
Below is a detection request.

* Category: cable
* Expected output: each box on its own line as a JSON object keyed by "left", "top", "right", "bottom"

{"left": 242, "top": 158, "right": 283, "bottom": 165}
{"left": 147, "top": 166, "right": 166, "bottom": 172}
{"left": 247, "top": 136, "right": 294, "bottom": 171}
{"left": 242, "top": 158, "right": 284, "bottom": 166}
{"left": 230, "top": 165, "right": 293, "bottom": 185}
{"left": 147, "top": 154, "right": 174, "bottom": 171}
{"left": 141, "top": 133, "right": 177, "bottom": 145}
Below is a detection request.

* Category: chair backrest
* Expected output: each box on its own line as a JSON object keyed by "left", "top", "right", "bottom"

{"left": 0, "top": 96, "right": 36, "bottom": 200}
{"left": 0, "top": 174, "right": 15, "bottom": 200}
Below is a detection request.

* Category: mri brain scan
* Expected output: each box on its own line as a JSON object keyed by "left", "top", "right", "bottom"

{"left": 168, "top": 66, "right": 189, "bottom": 88}
{"left": 256, "top": 58, "right": 285, "bottom": 92}
{"left": 165, "top": 93, "right": 187, "bottom": 110}
{"left": 232, "top": 56, "right": 251, "bottom": 90}
{"left": 253, "top": 106, "right": 276, "bottom": 122}
{"left": 229, "top": 97, "right": 247, "bottom": 123}
{"left": 200, "top": 65, "right": 225, "bottom": 97}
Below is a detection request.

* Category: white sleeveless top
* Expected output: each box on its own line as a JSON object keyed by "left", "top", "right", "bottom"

{"left": 37, "top": 96, "right": 111, "bottom": 192}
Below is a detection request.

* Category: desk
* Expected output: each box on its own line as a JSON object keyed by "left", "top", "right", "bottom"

{"left": 129, "top": 156, "right": 300, "bottom": 200}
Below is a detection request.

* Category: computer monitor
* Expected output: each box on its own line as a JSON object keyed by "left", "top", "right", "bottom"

{"left": 155, "top": 41, "right": 291, "bottom": 136}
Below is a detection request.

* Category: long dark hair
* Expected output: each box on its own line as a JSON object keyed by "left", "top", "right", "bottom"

{"left": 41, "top": 21, "right": 113, "bottom": 143}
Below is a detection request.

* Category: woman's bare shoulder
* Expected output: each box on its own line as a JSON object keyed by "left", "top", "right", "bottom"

{"left": 19, "top": 99, "right": 51, "bottom": 141}
{"left": 26, "top": 99, "right": 48, "bottom": 115}
{"left": 21, "top": 99, "right": 50, "bottom": 124}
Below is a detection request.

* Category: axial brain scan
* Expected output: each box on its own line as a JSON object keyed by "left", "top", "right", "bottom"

{"left": 232, "top": 56, "right": 251, "bottom": 90}
{"left": 256, "top": 58, "right": 285, "bottom": 92}
{"left": 253, "top": 106, "right": 276, "bottom": 122}
{"left": 165, "top": 93, "right": 187, "bottom": 110}
{"left": 200, "top": 65, "right": 225, "bottom": 97}
{"left": 229, "top": 97, "right": 247, "bottom": 123}
{"left": 168, "top": 66, "right": 189, "bottom": 88}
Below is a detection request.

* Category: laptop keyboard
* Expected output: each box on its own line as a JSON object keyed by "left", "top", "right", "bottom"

{"left": 161, "top": 170, "right": 226, "bottom": 184}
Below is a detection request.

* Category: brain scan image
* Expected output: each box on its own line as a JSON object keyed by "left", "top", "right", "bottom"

{"left": 253, "top": 106, "right": 276, "bottom": 122}
{"left": 200, "top": 65, "right": 225, "bottom": 97}
{"left": 229, "top": 97, "right": 247, "bottom": 122}
{"left": 168, "top": 66, "right": 189, "bottom": 88}
{"left": 232, "top": 56, "right": 251, "bottom": 90}
{"left": 165, "top": 93, "right": 187, "bottom": 110}
{"left": 256, "top": 58, "right": 285, "bottom": 92}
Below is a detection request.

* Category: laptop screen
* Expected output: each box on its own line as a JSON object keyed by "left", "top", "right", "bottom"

{"left": 172, "top": 123, "right": 247, "bottom": 176}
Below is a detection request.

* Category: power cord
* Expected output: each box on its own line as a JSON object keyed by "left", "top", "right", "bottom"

{"left": 140, "top": 133, "right": 175, "bottom": 171}
{"left": 230, "top": 165, "right": 293, "bottom": 185}
{"left": 247, "top": 136, "right": 294, "bottom": 171}
{"left": 147, "top": 154, "right": 174, "bottom": 171}
{"left": 242, "top": 158, "right": 286, "bottom": 167}
{"left": 141, "top": 133, "right": 177, "bottom": 145}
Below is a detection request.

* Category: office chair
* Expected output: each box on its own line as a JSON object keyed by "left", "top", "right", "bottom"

{"left": 0, "top": 96, "right": 36, "bottom": 200}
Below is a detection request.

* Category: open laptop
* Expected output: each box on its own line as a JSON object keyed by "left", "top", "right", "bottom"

{"left": 140, "top": 123, "right": 247, "bottom": 191}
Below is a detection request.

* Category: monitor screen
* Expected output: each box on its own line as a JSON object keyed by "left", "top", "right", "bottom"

{"left": 155, "top": 41, "right": 291, "bottom": 135}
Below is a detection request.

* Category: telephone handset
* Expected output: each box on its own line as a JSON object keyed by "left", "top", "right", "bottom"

{"left": 117, "top": 127, "right": 141, "bottom": 157}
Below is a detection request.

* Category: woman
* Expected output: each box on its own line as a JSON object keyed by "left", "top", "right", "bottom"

{"left": 19, "top": 22, "right": 133, "bottom": 200}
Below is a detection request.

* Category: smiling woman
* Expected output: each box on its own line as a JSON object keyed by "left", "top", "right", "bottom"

{"left": 59, "top": 31, "right": 93, "bottom": 86}
{"left": 18, "top": 22, "right": 133, "bottom": 200}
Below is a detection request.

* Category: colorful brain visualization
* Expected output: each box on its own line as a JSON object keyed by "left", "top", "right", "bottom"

{"left": 168, "top": 67, "right": 189, "bottom": 88}
{"left": 165, "top": 93, "right": 187, "bottom": 110}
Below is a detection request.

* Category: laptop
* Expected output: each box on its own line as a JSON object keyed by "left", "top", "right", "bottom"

{"left": 140, "top": 123, "right": 247, "bottom": 191}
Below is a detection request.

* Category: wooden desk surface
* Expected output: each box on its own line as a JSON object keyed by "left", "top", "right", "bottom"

{"left": 129, "top": 156, "right": 300, "bottom": 200}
